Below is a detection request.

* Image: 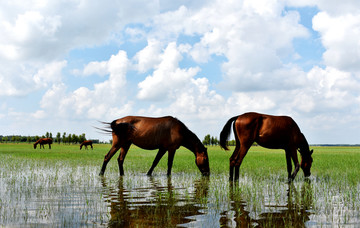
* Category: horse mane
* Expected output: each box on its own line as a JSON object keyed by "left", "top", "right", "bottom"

{"left": 298, "top": 133, "right": 312, "bottom": 159}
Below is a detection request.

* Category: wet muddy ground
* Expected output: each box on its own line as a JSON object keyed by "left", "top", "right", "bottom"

{"left": 1, "top": 160, "right": 359, "bottom": 227}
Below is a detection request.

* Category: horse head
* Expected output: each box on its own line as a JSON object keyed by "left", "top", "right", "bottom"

{"left": 195, "top": 146, "right": 210, "bottom": 176}
{"left": 300, "top": 149, "right": 313, "bottom": 177}
{"left": 33, "top": 143, "right": 37, "bottom": 149}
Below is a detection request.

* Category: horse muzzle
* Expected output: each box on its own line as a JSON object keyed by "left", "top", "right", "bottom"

{"left": 201, "top": 171, "right": 210, "bottom": 176}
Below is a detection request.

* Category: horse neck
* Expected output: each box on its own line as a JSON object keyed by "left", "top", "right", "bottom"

{"left": 299, "top": 133, "right": 310, "bottom": 157}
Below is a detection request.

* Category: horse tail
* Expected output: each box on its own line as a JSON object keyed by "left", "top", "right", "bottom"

{"left": 110, "top": 121, "right": 135, "bottom": 140}
{"left": 220, "top": 116, "right": 238, "bottom": 150}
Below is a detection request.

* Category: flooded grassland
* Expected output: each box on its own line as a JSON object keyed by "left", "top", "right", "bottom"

{"left": 0, "top": 144, "right": 359, "bottom": 227}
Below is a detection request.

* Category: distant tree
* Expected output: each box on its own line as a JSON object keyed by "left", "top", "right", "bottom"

{"left": 72, "top": 134, "right": 78, "bottom": 144}
{"left": 56, "top": 132, "right": 61, "bottom": 144}
{"left": 210, "top": 136, "right": 219, "bottom": 146}
{"left": 68, "top": 134, "right": 72, "bottom": 144}
{"left": 202, "top": 134, "right": 211, "bottom": 146}
{"left": 62, "top": 132, "right": 66, "bottom": 144}
{"left": 79, "top": 133, "right": 86, "bottom": 143}
{"left": 46, "top": 132, "right": 50, "bottom": 138}
{"left": 49, "top": 132, "right": 53, "bottom": 139}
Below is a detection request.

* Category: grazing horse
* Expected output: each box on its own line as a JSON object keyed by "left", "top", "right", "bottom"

{"left": 220, "top": 112, "right": 313, "bottom": 182}
{"left": 33, "top": 138, "right": 53, "bottom": 149}
{"left": 80, "top": 140, "right": 93, "bottom": 150}
{"left": 99, "top": 116, "right": 210, "bottom": 177}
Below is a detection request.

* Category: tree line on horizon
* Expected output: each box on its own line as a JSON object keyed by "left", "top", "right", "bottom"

{"left": 0, "top": 132, "right": 100, "bottom": 144}
{"left": 202, "top": 134, "right": 237, "bottom": 147}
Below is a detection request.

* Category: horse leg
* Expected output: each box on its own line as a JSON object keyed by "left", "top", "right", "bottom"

{"left": 288, "top": 148, "right": 300, "bottom": 181}
{"left": 167, "top": 149, "right": 176, "bottom": 176}
{"left": 229, "top": 144, "right": 240, "bottom": 181}
{"left": 117, "top": 143, "right": 131, "bottom": 176}
{"left": 49, "top": 143, "right": 51, "bottom": 149}
{"left": 99, "top": 145, "right": 121, "bottom": 176}
{"left": 285, "top": 150, "right": 293, "bottom": 182}
{"left": 230, "top": 124, "right": 241, "bottom": 181}
{"left": 234, "top": 142, "right": 251, "bottom": 181}
{"left": 147, "top": 148, "right": 167, "bottom": 176}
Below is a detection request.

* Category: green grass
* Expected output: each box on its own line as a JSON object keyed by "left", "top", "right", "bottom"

{"left": 1, "top": 143, "right": 359, "bottom": 185}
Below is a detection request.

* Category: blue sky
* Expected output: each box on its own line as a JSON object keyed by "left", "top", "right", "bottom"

{"left": 1, "top": 0, "right": 360, "bottom": 144}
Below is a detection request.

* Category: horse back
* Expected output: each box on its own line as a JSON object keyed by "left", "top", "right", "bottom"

{"left": 237, "top": 112, "right": 303, "bottom": 149}
{"left": 39, "top": 138, "right": 52, "bottom": 144}
{"left": 113, "top": 116, "right": 184, "bottom": 149}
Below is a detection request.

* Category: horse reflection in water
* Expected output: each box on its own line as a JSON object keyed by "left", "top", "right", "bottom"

{"left": 256, "top": 180, "right": 313, "bottom": 227}
{"left": 220, "top": 180, "right": 313, "bottom": 227}
{"left": 101, "top": 176, "right": 209, "bottom": 227}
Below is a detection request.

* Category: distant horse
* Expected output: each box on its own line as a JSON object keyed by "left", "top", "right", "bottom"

{"left": 99, "top": 116, "right": 210, "bottom": 176}
{"left": 33, "top": 138, "right": 53, "bottom": 149}
{"left": 80, "top": 140, "right": 93, "bottom": 150}
{"left": 220, "top": 112, "right": 313, "bottom": 182}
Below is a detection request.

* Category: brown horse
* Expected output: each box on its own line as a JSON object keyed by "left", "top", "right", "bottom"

{"left": 33, "top": 138, "right": 53, "bottom": 149}
{"left": 80, "top": 140, "right": 93, "bottom": 150}
{"left": 220, "top": 112, "right": 313, "bottom": 182}
{"left": 99, "top": 116, "right": 210, "bottom": 176}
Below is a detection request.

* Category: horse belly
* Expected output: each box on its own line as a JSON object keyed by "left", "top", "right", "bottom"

{"left": 131, "top": 133, "right": 174, "bottom": 150}
{"left": 128, "top": 117, "right": 181, "bottom": 151}
{"left": 256, "top": 129, "right": 290, "bottom": 149}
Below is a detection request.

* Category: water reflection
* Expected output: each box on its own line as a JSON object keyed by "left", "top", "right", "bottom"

{"left": 101, "top": 176, "right": 209, "bottom": 227}
{"left": 221, "top": 180, "right": 314, "bottom": 227}
{"left": 256, "top": 180, "right": 313, "bottom": 227}
{"left": 219, "top": 182, "right": 252, "bottom": 227}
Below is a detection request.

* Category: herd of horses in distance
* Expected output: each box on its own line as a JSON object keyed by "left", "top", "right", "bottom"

{"left": 33, "top": 112, "right": 313, "bottom": 182}
{"left": 34, "top": 138, "right": 93, "bottom": 150}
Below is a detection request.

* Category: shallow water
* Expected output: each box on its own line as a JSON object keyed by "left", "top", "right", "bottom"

{"left": 0, "top": 161, "right": 359, "bottom": 227}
